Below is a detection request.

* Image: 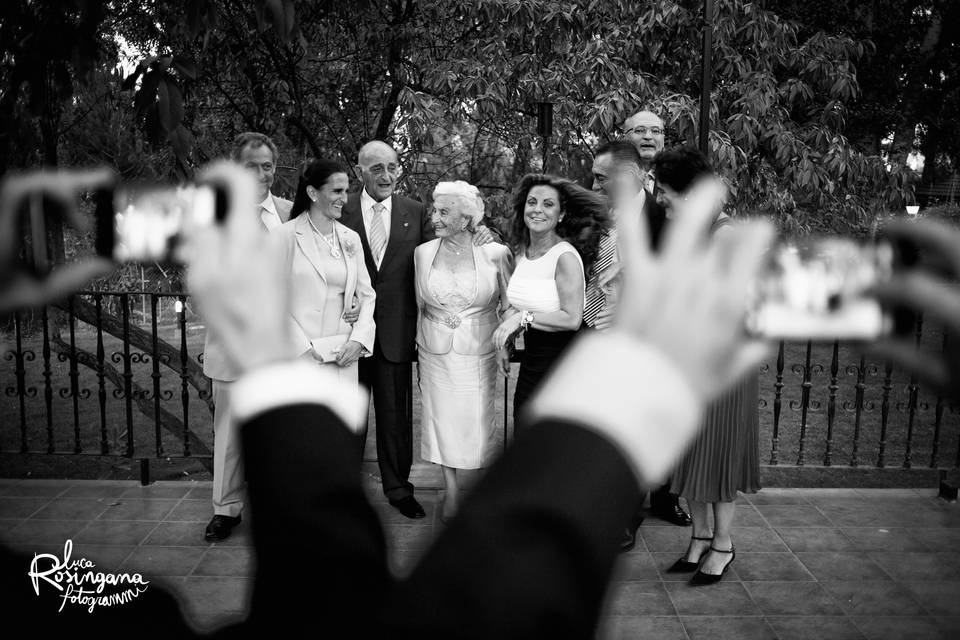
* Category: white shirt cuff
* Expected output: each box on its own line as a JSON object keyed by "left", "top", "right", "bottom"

{"left": 231, "top": 361, "right": 368, "bottom": 434}
{"left": 526, "top": 331, "right": 702, "bottom": 486}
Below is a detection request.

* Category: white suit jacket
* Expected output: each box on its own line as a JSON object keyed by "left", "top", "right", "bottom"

{"left": 272, "top": 214, "right": 376, "bottom": 356}
{"left": 414, "top": 240, "right": 513, "bottom": 356}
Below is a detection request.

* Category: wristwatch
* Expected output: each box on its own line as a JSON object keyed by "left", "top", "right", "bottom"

{"left": 520, "top": 310, "right": 535, "bottom": 331}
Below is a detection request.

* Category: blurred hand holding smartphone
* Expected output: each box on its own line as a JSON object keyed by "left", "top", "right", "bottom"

{"left": 95, "top": 181, "right": 225, "bottom": 264}
{"left": 745, "top": 236, "right": 895, "bottom": 341}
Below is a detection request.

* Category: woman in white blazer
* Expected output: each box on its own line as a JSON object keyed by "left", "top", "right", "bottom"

{"left": 414, "top": 181, "right": 514, "bottom": 522}
{"left": 273, "top": 159, "right": 375, "bottom": 386}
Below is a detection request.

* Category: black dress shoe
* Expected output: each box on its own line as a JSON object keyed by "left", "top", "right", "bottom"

{"left": 690, "top": 546, "right": 736, "bottom": 585}
{"left": 205, "top": 515, "right": 241, "bottom": 541}
{"left": 666, "top": 535, "right": 713, "bottom": 573}
{"left": 389, "top": 496, "right": 426, "bottom": 519}
{"left": 652, "top": 501, "right": 692, "bottom": 527}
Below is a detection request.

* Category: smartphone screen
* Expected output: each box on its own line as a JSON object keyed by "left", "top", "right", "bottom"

{"left": 745, "top": 236, "right": 894, "bottom": 341}
{"left": 95, "top": 183, "right": 217, "bottom": 263}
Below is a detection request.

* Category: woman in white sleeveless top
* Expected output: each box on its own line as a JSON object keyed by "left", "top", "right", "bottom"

{"left": 493, "top": 174, "right": 609, "bottom": 435}
{"left": 415, "top": 181, "right": 514, "bottom": 522}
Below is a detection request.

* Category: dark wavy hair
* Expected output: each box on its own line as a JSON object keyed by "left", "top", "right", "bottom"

{"left": 654, "top": 145, "right": 713, "bottom": 193}
{"left": 509, "top": 173, "right": 611, "bottom": 275}
{"left": 290, "top": 159, "right": 349, "bottom": 218}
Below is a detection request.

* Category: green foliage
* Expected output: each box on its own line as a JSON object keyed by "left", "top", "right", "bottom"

{"left": 769, "top": 0, "right": 960, "bottom": 185}
{"left": 2, "top": 0, "right": 931, "bottom": 237}
{"left": 0, "top": 0, "right": 110, "bottom": 170}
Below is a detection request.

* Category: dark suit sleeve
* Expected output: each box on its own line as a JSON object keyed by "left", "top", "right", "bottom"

{"left": 381, "top": 419, "right": 642, "bottom": 639}
{"left": 645, "top": 195, "right": 669, "bottom": 251}
{"left": 240, "top": 404, "right": 389, "bottom": 637}
{"left": 419, "top": 200, "right": 436, "bottom": 244}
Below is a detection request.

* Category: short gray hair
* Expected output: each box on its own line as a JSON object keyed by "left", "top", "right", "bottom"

{"left": 232, "top": 132, "right": 278, "bottom": 163}
{"left": 433, "top": 180, "right": 484, "bottom": 227}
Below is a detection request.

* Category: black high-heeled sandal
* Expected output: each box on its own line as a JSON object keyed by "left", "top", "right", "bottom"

{"left": 665, "top": 535, "right": 713, "bottom": 573}
{"left": 689, "top": 545, "right": 736, "bottom": 585}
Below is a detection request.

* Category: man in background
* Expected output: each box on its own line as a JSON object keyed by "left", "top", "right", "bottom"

{"left": 621, "top": 108, "right": 666, "bottom": 187}
{"left": 619, "top": 110, "right": 694, "bottom": 526}
{"left": 589, "top": 141, "right": 691, "bottom": 551}
{"left": 202, "top": 132, "right": 292, "bottom": 541}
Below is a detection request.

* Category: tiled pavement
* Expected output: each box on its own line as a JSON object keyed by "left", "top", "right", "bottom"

{"left": 1, "top": 480, "right": 958, "bottom": 639}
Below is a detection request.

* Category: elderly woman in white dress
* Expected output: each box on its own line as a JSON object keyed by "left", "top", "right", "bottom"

{"left": 273, "top": 159, "right": 376, "bottom": 387}
{"left": 414, "top": 181, "right": 514, "bottom": 522}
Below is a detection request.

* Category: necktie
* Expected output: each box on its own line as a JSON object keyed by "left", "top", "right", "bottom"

{"left": 643, "top": 170, "right": 655, "bottom": 193}
{"left": 370, "top": 202, "right": 387, "bottom": 267}
{"left": 582, "top": 229, "right": 617, "bottom": 328}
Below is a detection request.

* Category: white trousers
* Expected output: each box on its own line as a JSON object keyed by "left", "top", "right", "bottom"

{"left": 211, "top": 379, "right": 244, "bottom": 517}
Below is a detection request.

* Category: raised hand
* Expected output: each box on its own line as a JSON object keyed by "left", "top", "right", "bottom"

{"left": 0, "top": 168, "right": 116, "bottom": 315}
{"left": 182, "top": 161, "right": 296, "bottom": 375}
{"left": 613, "top": 177, "right": 774, "bottom": 403}
{"left": 868, "top": 218, "right": 960, "bottom": 402}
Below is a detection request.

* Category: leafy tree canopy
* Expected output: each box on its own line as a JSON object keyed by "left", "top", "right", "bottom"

{"left": 769, "top": 0, "right": 960, "bottom": 185}
{"left": 6, "top": 0, "right": 949, "bottom": 234}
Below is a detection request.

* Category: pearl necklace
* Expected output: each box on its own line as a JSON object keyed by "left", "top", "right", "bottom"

{"left": 308, "top": 216, "right": 341, "bottom": 258}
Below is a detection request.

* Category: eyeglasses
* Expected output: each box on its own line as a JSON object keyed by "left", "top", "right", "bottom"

{"left": 366, "top": 164, "right": 403, "bottom": 177}
{"left": 622, "top": 126, "right": 664, "bottom": 137}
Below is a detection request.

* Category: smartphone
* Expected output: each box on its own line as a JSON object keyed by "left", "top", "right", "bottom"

{"left": 94, "top": 182, "right": 225, "bottom": 263}
{"left": 745, "top": 236, "right": 895, "bottom": 341}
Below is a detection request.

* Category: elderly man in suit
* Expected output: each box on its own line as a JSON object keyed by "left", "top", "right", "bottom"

{"left": 621, "top": 108, "right": 667, "bottom": 183}
{"left": 340, "top": 140, "right": 434, "bottom": 519}
{"left": 202, "top": 132, "right": 293, "bottom": 541}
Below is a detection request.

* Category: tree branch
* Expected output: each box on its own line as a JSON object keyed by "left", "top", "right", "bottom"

{"left": 49, "top": 333, "right": 214, "bottom": 467}
{"left": 52, "top": 296, "right": 214, "bottom": 414}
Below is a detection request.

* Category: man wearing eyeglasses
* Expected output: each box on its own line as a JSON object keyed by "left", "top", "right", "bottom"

{"left": 621, "top": 111, "right": 694, "bottom": 529}
{"left": 621, "top": 110, "right": 666, "bottom": 188}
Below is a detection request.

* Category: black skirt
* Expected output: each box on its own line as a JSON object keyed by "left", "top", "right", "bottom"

{"left": 512, "top": 327, "right": 578, "bottom": 435}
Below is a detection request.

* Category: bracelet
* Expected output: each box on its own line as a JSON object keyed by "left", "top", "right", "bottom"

{"left": 519, "top": 310, "right": 535, "bottom": 331}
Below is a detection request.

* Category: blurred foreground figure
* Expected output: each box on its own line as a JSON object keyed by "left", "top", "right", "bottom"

{"left": 9, "top": 164, "right": 957, "bottom": 636}
{"left": 0, "top": 167, "right": 114, "bottom": 316}
{"left": 868, "top": 218, "right": 960, "bottom": 403}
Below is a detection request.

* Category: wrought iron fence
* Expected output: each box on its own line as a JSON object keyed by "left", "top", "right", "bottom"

{"left": 1, "top": 291, "right": 958, "bottom": 484}
{"left": 2, "top": 291, "right": 209, "bottom": 465}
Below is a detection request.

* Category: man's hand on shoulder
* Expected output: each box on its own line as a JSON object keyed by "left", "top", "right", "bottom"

{"left": 473, "top": 223, "right": 501, "bottom": 246}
